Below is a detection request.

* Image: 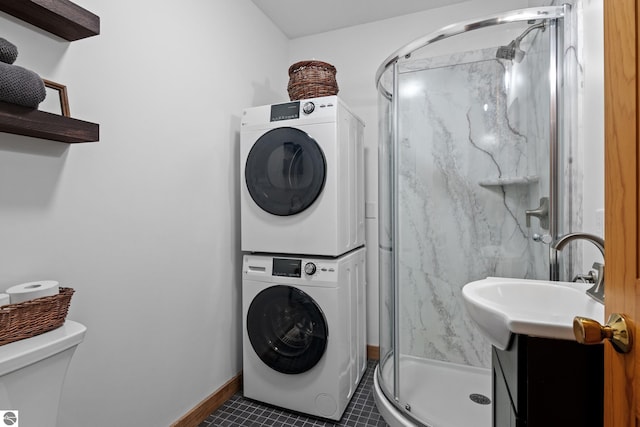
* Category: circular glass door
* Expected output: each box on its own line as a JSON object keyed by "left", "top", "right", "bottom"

{"left": 247, "top": 285, "right": 328, "bottom": 374}
{"left": 245, "top": 127, "right": 326, "bottom": 216}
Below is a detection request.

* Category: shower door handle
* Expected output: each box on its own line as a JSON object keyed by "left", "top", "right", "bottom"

{"left": 525, "top": 197, "right": 550, "bottom": 229}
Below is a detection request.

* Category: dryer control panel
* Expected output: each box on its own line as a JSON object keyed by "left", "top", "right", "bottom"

{"left": 270, "top": 101, "right": 300, "bottom": 122}
{"left": 242, "top": 96, "right": 341, "bottom": 129}
{"left": 268, "top": 99, "right": 336, "bottom": 122}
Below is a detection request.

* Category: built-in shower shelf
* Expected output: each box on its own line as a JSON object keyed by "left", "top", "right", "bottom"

{"left": 479, "top": 175, "right": 539, "bottom": 187}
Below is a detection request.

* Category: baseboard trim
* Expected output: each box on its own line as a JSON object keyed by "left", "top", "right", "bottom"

{"left": 367, "top": 345, "right": 380, "bottom": 361}
{"left": 171, "top": 372, "right": 243, "bottom": 427}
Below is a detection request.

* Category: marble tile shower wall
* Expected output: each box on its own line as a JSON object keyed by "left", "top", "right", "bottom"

{"left": 394, "top": 18, "right": 581, "bottom": 368}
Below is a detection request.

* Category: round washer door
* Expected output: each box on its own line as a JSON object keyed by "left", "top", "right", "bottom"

{"left": 245, "top": 127, "right": 326, "bottom": 216}
{"left": 247, "top": 285, "right": 328, "bottom": 374}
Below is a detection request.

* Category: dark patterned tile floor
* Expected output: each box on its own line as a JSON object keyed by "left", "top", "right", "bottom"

{"left": 200, "top": 360, "right": 389, "bottom": 427}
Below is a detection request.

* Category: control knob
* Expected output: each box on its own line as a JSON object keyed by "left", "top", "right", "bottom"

{"left": 302, "top": 102, "right": 315, "bottom": 115}
{"left": 304, "top": 262, "right": 317, "bottom": 275}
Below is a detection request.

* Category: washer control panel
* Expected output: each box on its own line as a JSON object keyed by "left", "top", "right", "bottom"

{"left": 272, "top": 258, "right": 301, "bottom": 277}
{"left": 268, "top": 257, "right": 336, "bottom": 279}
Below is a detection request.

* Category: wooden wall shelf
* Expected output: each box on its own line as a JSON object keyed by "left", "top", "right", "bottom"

{"left": 0, "top": 0, "right": 100, "bottom": 143}
{"left": 0, "top": 101, "right": 99, "bottom": 143}
{"left": 0, "top": 0, "right": 100, "bottom": 41}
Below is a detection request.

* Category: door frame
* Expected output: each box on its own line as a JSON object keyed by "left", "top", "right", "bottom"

{"left": 603, "top": 0, "right": 638, "bottom": 425}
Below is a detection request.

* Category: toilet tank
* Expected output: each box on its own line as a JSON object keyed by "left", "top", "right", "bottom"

{"left": 0, "top": 320, "right": 86, "bottom": 427}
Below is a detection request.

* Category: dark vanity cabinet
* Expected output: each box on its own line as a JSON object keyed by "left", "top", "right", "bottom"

{"left": 492, "top": 334, "right": 603, "bottom": 427}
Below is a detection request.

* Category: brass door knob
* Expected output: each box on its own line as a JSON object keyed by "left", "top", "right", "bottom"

{"left": 573, "top": 313, "right": 632, "bottom": 354}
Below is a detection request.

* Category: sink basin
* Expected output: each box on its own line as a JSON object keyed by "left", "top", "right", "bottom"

{"left": 462, "top": 277, "right": 604, "bottom": 350}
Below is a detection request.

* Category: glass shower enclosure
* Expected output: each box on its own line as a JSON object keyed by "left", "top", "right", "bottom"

{"left": 374, "top": 6, "right": 575, "bottom": 427}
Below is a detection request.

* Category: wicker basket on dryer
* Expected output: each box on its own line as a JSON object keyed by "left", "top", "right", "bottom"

{"left": 0, "top": 287, "right": 74, "bottom": 346}
{"left": 287, "top": 60, "right": 339, "bottom": 101}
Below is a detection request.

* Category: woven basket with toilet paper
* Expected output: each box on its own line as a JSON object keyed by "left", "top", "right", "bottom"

{"left": 0, "top": 281, "right": 74, "bottom": 346}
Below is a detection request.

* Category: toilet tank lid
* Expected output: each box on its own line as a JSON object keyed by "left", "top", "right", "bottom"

{"left": 0, "top": 320, "right": 86, "bottom": 376}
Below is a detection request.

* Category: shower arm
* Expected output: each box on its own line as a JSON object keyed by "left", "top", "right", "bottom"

{"left": 515, "top": 21, "right": 547, "bottom": 44}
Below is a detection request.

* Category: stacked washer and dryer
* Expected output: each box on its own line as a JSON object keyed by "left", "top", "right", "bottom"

{"left": 240, "top": 95, "right": 367, "bottom": 421}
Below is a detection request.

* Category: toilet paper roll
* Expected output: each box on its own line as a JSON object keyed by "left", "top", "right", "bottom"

{"left": 6, "top": 280, "right": 59, "bottom": 304}
{"left": 0, "top": 293, "right": 10, "bottom": 307}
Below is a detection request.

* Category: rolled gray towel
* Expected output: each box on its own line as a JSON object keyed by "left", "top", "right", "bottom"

{"left": 0, "top": 38, "right": 18, "bottom": 64}
{"left": 0, "top": 62, "right": 46, "bottom": 108}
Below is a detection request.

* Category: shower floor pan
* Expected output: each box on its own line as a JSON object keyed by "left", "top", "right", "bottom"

{"left": 374, "top": 355, "right": 491, "bottom": 427}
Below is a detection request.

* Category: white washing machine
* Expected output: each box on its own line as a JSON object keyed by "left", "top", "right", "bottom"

{"left": 240, "top": 95, "right": 365, "bottom": 257}
{"left": 242, "top": 248, "right": 366, "bottom": 420}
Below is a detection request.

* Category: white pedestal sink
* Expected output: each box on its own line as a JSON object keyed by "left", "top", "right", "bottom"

{"left": 462, "top": 277, "right": 605, "bottom": 350}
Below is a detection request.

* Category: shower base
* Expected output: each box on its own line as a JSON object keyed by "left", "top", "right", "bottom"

{"left": 374, "top": 355, "right": 491, "bottom": 427}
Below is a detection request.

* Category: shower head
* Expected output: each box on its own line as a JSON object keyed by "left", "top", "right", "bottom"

{"left": 496, "top": 21, "right": 546, "bottom": 63}
{"left": 495, "top": 39, "right": 525, "bottom": 63}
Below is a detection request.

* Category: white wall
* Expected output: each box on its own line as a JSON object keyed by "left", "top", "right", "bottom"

{"left": 0, "top": 1, "right": 288, "bottom": 426}
{"left": 287, "top": 0, "right": 528, "bottom": 346}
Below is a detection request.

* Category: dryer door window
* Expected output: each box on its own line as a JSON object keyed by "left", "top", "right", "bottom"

{"left": 245, "top": 127, "right": 326, "bottom": 216}
{"left": 247, "top": 285, "right": 328, "bottom": 374}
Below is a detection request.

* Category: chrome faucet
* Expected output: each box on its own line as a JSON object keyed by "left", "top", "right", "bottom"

{"left": 550, "top": 232, "right": 605, "bottom": 304}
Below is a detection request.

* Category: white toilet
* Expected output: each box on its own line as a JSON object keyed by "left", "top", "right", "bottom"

{"left": 0, "top": 320, "right": 86, "bottom": 427}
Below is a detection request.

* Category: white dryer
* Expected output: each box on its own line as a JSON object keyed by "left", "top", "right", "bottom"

{"left": 240, "top": 96, "right": 365, "bottom": 257}
{"left": 242, "top": 248, "right": 366, "bottom": 420}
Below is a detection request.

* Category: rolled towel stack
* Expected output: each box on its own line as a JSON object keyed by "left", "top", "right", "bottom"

{"left": 0, "top": 38, "right": 18, "bottom": 64}
{"left": 0, "top": 37, "right": 46, "bottom": 108}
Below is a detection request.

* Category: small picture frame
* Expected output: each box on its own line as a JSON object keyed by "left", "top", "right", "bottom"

{"left": 40, "top": 79, "right": 70, "bottom": 117}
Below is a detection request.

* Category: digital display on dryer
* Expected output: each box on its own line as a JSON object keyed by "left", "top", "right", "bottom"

{"left": 270, "top": 102, "right": 300, "bottom": 122}
{"left": 272, "top": 258, "right": 301, "bottom": 277}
